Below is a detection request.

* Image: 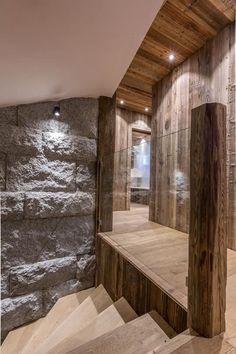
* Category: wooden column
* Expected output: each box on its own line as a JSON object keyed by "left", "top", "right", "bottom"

{"left": 188, "top": 103, "right": 227, "bottom": 338}
{"left": 97, "top": 95, "right": 116, "bottom": 232}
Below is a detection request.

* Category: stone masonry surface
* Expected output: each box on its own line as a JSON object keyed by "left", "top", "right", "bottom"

{"left": 0, "top": 97, "right": 98, "bottom": 339}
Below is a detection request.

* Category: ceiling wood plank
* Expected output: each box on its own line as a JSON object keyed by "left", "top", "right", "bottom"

{"left": 117, "top": 0, "right": 235, "bottom": 114}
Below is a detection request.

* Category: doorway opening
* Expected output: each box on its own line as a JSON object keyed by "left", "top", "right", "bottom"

{"left": 131, "top": 129, "right": 151, "bottom": 207}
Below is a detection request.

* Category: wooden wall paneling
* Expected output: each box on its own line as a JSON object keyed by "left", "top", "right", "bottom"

{"left": 175, "top": 62, "right": 190, "bottom": 232}
{"left": 147, "top": 281, "right": 187, "bottom": 334}
{"left": 122, "top": 260, "right": 148, "bottom": 316}
{"left": 188, "top": 103, "right": 227, "bottom": 338}
{"left": 227, "top": 22, "right": 236, "bottom": 250}
{"left": 150, "top": 22, "right": 236, "bottom": 249}
{"left": 96, "top": 234, "right": 188, "bottom": 334}
{"left": 113, "top": 109, "right": 129, "bottom": 211}
{"left": 95, "top": 235, "right": 119, "bottom": 300}
{"left": 97, "top": 95, "right": 116, "bottom": 232}
{"left": 149, "top": 85, "right": 158, "bottom": 221}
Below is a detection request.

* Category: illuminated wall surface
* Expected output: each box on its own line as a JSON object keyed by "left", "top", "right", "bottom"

{"left": 0, "top": 98, "right": 98, "bottom": 337}
{"left": 131, "top": 138, "right": 150, "bottom": 189}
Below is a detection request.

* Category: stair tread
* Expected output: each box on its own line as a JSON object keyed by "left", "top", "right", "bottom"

{"left": 151, "top": 329, "right": 236, "bottom": 354}
{"left": 46, "top": 297, "right": 137, "bottom": 354}
{"left": 113, "top": 297, "right": 137, "bottom": 323}
{"left": 1, "top": 318, "right": 43, "bottom": 354}
{"left": 67, "top": 312, "right": 170, "bottom": 354}
{"left": 18, "top": 287, "right": 94, "bottom": 354}
{"left": 31, "top": 284, "right": 113, "bottom": 354}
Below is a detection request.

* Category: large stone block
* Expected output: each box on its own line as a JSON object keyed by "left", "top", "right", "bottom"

{"left": 76, "top": 162, "right": 97, "bottom": 192}
{"left": 42, "top": 278, "right": 91, "bottom": 313}
{"left": 6, "top": 155, "right": 76, "bottom": 192}
{"left": 25, "top": 192, "right": 95, "bottom": 219}
{"left": 1, "top": 215, "right": 95, "bottom": 270}
{"left": 55, "top": 215, "right": 95, "bottom": 258}
{"left": 1, "top": 192, "right": 24, "bottom": 220}
{"left": 9, "top": 257, "right": 77, "bottom": 296}
{"left": 1, "top": 218, "right": 57, "bottom": 270}
{"left": 1, "top": 272, "right": 9, "bottom": 300}
{"left": 76, "top": 254, "right": 96, "bottom": 283}
{"left": 0, "top": 106, "right": 17, "bottom": 125}
{"left": 43, "top": 132, "right": 97, "bottom": 161}
{"left": 1, "top": 292, "right": 43, "bottom": 334}
{"left": 0, "top": 152, "right": 6, "bottom": 191}
{"left": 0, "top": 125, "right": 42, "bottom": 155}
{"left": 60, "top": 98, "right": 98, "bottom": 138}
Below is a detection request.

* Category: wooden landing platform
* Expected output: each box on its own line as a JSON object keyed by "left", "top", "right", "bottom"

{"left": 96, "top": 204, "right": 236, "bottom": 338}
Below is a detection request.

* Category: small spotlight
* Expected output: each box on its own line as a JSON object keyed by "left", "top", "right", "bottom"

{"left": 144, "top": 107, "right": 149, "bottom": 112}
{"left": 168, "top": 53, "right": 175, "bottom": 61}
{"left": 53, "top": 105, "right": 60, "bottom": 117}
{"left": 120, "top": 100, "right": 124, "bottom": 105}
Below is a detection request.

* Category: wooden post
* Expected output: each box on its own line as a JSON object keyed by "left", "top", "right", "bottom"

{"left": 97, "top": 95, "right": 116, "bottom": 232}
{"left": 188, "top": 103, "right": 227, "bottom": 338}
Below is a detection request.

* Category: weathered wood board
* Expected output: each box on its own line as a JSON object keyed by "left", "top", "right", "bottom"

{"left": 96, "top": 234, "right": 187, "bottom": 334}
{"left": 189, "top": 103, "right": 227, "bottom": 337}
{"left": 150, "top": 22, "right": 236, "bottom": 250}
{"left": 97, "top": 95, "right": 116, "bottom": 232}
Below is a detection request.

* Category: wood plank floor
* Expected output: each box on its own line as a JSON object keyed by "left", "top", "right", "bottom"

{"left": 102, "top": 203, "right": 236, "bottom": 347}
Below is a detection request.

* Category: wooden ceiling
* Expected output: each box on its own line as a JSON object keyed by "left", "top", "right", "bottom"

{"left": 116, "top": 0, "right": 235, "bottom": 115}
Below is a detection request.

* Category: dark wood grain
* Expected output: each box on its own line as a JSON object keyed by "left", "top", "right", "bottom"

{"left": 97, "top": 95, "right": 116, "bottom": 232}
{"left": 188, "top": 103, "right": 227, "bottom": 338}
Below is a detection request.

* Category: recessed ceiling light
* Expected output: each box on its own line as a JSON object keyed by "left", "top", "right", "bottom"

{"left": 144, "top": 107, "right": 149, "bottom": 112}
{"left": 169, "top": 53, "right": 175, "bottom": 61}
{"left": 120, "top": 100, "right": 124, "bottom": 105}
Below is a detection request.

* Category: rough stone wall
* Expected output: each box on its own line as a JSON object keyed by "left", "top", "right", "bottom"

{"left": 0, "top": 98, "right": 98, "bottom": 338}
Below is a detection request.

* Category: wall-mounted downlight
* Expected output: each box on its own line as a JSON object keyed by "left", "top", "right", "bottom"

{"left": 53, "top": 105, "right": 60, "bottom": 117}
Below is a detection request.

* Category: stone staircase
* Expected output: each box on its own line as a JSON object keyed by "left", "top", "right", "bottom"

{"left": 1, "top": 284, "right": 188, "bottom": 354}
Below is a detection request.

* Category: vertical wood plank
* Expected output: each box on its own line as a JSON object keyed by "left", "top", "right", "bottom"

{"left": 227, "top": 22, "right": 236, "bottom": 250}
{"left": 97, "top": 95, "right": 116, "bottom": 232}
{"left": 188, "top": 102, "right": 227, "bottom": 338}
